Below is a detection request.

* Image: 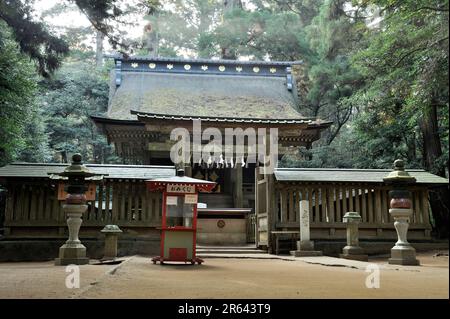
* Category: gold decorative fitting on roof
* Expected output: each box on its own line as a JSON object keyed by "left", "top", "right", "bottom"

{"left": 167, "top": 64, "right": 173, "bottom": 69}
{"left": 236, "top": 66, "right": 242, "bottom": 72}
{"left": 184, "top": 64, "right": 191, "bottom": 70}
{"left": 148, "top": 63, "right": 156, "bottom": 69}
{"left": 270, "top": 67, "right": 277, "bottom": 73}
{"left": 253, "top": 67, "right": 260, "bottom": 73}
{"left": 201, "top": 65, "right": 208, "bottom": 71}
{"left": 218, "top": 65, "right": 225, "bottom": 72}
{"left": 131, "top": 63, "right": 138, "bottom": 68}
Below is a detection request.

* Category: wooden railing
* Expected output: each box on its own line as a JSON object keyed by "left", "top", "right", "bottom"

{"left": 3, "top": 179, "right": 162, "bottom": 238}
{"left": 272, "top": 183, "right": 432, "bottom": 240}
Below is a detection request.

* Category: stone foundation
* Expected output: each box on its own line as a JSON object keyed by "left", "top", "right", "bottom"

{"left": 0, "top": 238, "right": 447, "bottom": 261}
{"left": 0, "top": 239, "right": 160, "bottom": 262}
{"left": 197, "top": 218, "right": 247, "bottom": 245}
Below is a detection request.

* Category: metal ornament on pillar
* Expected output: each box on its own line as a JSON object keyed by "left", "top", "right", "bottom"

{"left": 383, "top": 159, "right": 420, "bottom": 266}
{"left": 54, "top": 153, "right": 105, "bottom": 266}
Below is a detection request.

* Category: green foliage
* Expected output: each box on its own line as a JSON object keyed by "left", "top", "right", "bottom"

{"left": 346, "top": 0, "right": 449, "bottom": 174}
{"left": 0, "top": 23, "right": 49, "bottom": 165}
{"left": 0, "top": 0, "right": 69, "bottom": 77}
{"left": 38, "top": 60, "right": 119, "bottom": 163}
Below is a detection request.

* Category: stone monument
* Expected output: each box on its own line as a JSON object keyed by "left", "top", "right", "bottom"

{"left": 339, "top": 212, "right": 368, "bottom": 261}
{"left": 101, "top": 225, "right": 123, "bottom": 261}
{"left": 290, "top": 199, "right": 323, "bottom": 257}
{"left": 383, "top": 159, "right": 420, "bottom": 266}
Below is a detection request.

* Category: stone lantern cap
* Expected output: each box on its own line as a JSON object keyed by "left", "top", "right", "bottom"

{"left": 57, "top": 153, "right": 105, "bottom": 178}
{"left": 383, "top": 159, "right": 416, "bottom": 184}
{"left": 343, "top": 212, "right": 361, "bottom": 223}
{"left": 101, "top": 225, "right": 123, "bottom": 233}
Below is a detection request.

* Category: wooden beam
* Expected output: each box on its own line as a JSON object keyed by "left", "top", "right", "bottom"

{"left": 421, "top": 190, "right": 430, "bottom": 226}
{"left": 375, "top": 189, "right": 382, "bottom": 224}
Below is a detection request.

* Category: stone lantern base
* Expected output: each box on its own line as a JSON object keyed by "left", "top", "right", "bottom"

{"left": 389, "top": 246, "right": 420, "bottom": 266}
{"left": 290, "top": 240, "right": 323, "bottom": 257}
{"left": 55, "top": 245, "right": 89, "bottom": 266}
{"left": 339, "top": 245, "right": 368, "bottom": 261}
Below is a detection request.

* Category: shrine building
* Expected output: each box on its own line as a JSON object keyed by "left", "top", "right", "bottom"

{"left": 0, "top": 56, "right": 447, "bottom": 260}
{"left": 91, "top": 56, "right": 332, "bottom": 213}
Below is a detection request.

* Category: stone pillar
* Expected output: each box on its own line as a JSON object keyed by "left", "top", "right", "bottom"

{"left": 389, "top": 206, "right": 419, "bottom": 265}
{"left": 339, "top": 212, "right": 368, "bottom": 261}
{"left": 101, "top": 225, "right": 123, "bottom": 261}
{"left": 383, "top": 160, "right": 420, "bottom": 266}
{"left": 55, "top": 203, "right": 89, "bottom": 265}
{"left": 290, "top": 200, "right": 323, "bottom": 257}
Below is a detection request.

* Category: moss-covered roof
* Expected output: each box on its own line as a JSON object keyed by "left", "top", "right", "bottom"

{"left": 107, "top": 71, "right": 308, "bottom": 121}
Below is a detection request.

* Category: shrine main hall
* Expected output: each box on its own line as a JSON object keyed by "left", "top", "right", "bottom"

{"left": 0, "top": 56, "right": 446, "bottom": 259}
{"left": 91, "top": 56, "right": 331, "bottom": 212}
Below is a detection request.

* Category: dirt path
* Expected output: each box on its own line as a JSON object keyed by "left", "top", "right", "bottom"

{"left": 0, "top": 252, "right": 447, "bottom": 299}
{"left": 0, "top": 260, "right": 119, "bottom": 299}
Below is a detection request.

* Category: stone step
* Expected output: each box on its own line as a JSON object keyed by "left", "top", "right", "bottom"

{"left": 197, "top": 245, "right": 258, "bottom": 250}
{"left": 196, "top": 245, "right": 267, "bottom": 257}
{"left": 197, "top": 249, "right": 266, "bottom": 255}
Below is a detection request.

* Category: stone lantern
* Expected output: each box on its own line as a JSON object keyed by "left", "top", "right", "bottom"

{"left": 54, "top": 154, "right": 105, "bottom": 266}
{"left": 383, "top": 159, "right": 420, "bottom": 266}
{"left": 101, "top": 225, "right": 123, "bottom": 261}
{"left": 340, "top": 212, "right": 368, "bottom": 261}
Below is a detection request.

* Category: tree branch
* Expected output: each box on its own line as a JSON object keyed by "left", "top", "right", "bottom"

{"left": 392, "top": 36, "right": 449, "bottom": 68}
{"left": 416, "top": 6, "right": 449, "bottom": 12}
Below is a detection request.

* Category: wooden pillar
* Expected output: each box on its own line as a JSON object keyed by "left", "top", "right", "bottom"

{"left": 234, "top": 164, "right": 243, "bottom": 208}
{"left": 421, "top": 190, "right": 430, "bottom": 225}
{"left": 184, "top": 165, "right": 192, "bottom": 177}
{"left": 267, "top": 173, "right": 277, "bottom": 251}
{"left": 280, "top": 189, "right": 288, "bottom": 224}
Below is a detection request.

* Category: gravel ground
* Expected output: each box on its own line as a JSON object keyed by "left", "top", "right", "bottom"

{"left": 0, "top": 251, "right": 447, "bottom": 299}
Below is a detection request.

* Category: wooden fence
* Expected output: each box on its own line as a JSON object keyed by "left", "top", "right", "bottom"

{"left": 277, "top": 184, "right": 431, "bottom": 238}
{"left": 3, "top": 179, "right": 162, "bottom": 238}
{"left": 255, "top": 177, "right": 433, "bottom": 251}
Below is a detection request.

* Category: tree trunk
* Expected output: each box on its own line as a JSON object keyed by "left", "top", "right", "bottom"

{"left": 421, "top": 104, "right": 444, "bottom": 176}
{"left": 61, "top": 150, "right": 68, "bottom": 163}
{"left": 420, "top": 102, "right": 449, "bottom": 238}
{"left": 429, "top": 187, "right": 450, "bottom": 238}
{"left": 96, "top": 30, "right": 104, "bottom": 68}
{"left": 223, "top": 0, "right": 242, "bottom": 12}
{"left": 144, "top": 21, "right": 159, "bottom": 57}
{"left": 220, "top": 0, "right": 242, "bottom": 59}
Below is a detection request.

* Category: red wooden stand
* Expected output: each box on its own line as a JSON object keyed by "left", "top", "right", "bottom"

{"left": 146, "top": 170, "right": 215, "bottom": 265}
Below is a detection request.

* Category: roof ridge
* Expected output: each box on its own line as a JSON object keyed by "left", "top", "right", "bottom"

{"left": 275, "top": 168, "right": 427, "bottom": 172}
{"left": 107, "top": 54, "right": 303, "bottom": 66}
{"left": 7, "top": 162, "right": 174, "bottom": 169}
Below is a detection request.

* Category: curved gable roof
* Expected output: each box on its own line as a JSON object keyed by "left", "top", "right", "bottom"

{"left": 107, "top": 71, "right": 307, "bottom": 121}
